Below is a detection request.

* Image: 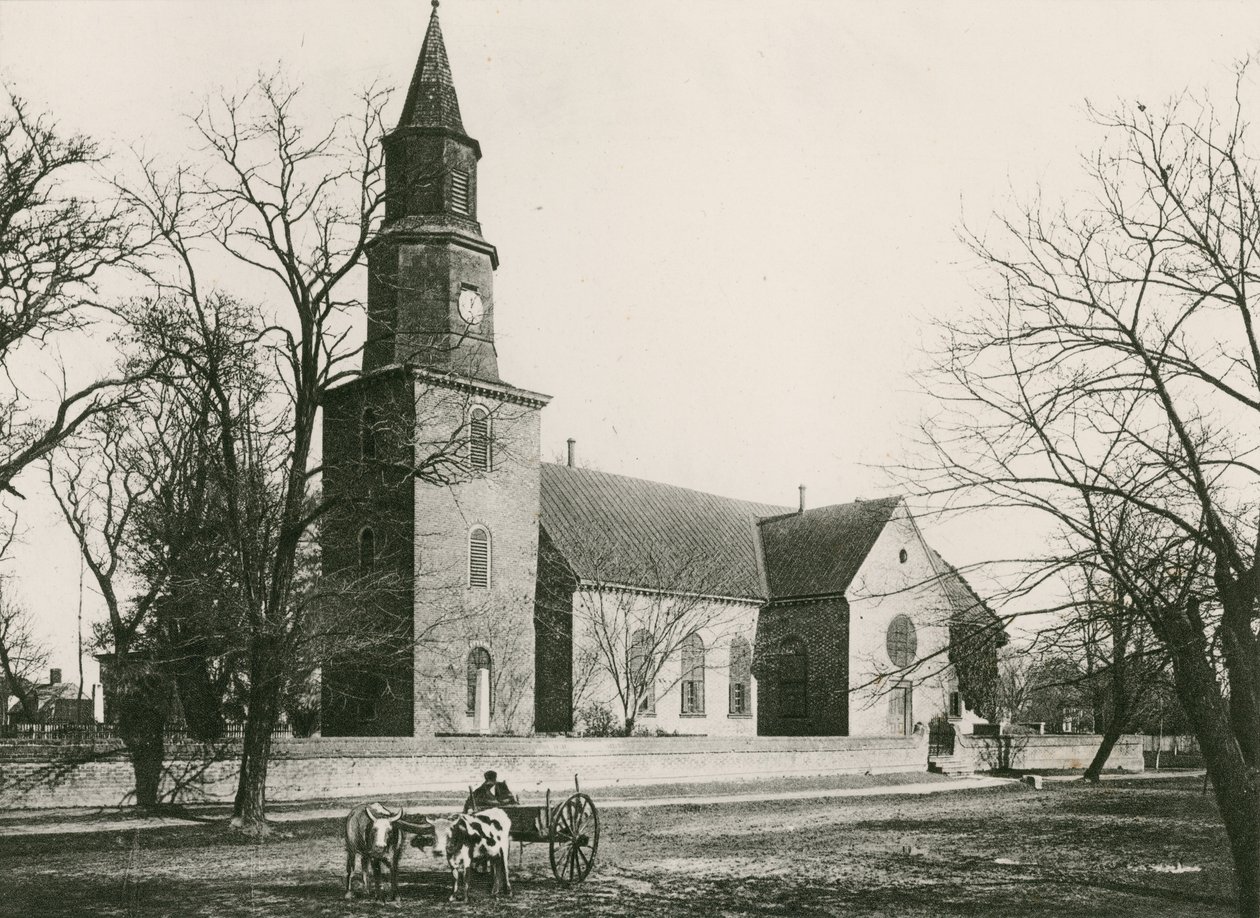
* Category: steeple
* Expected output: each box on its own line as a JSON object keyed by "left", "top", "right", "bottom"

{"left": 397, "top": 1, "right": 465, "bottom": 134}
{"left": 365, "top": 0, "right": 500, "bottom": 381}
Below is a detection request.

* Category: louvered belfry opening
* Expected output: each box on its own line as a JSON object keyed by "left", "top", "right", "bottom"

{"left": 468, "top": 526, "right": 490, "bottom": 588}
{"left": 469, "top": 406, "right": 490, "bottom": 471}
{"left": 450, "top": 169, "right": 471, "bottom": 215}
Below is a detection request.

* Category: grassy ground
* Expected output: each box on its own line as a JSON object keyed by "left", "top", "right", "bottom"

{"left": 0, "top": 776, "right": 1236, "bottom": 918}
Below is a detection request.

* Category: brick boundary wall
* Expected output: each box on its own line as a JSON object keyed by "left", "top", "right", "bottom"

{"left": 955, "top": 732, "right": 1145, "bottom": 773}
{"left": 0, "top": 733, "right": 929, "bottom": 810}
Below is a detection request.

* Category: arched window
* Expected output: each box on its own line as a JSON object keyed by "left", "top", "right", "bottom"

{"left": 680, "top": 634, "right": 705, "bottom": 715}
{"left": 886, "top": 615, "right": 918, "bottom": 667}
{"left": 466, "top": 647, "right": 492, "bottom": 717}
{"left": 469, "top": 406, "right": 491, "bottom": 472}
{"left": 361, "top": 408, "right": 378, "bottom": 460}
{"left": 359, "top": 527, "right": 376, "bottom": 575}
{"left": 729, "top": 637, "right": 752, "bottom": 715}
{"left": 468, "top": 526, "right": 491, "bottom": 588}
{"left": 778, "top": 636, "right": 807, "bottom": 717}
{"left": 629, "top": 628, "right": 655, "bottom": 716}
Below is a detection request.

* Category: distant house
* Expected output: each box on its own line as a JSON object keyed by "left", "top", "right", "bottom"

{"left": 5, "top": 669, "right": 94, "bottom": 725}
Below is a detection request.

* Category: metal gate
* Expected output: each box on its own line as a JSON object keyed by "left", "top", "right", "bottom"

{"left": 928, "top": 719, "right": 955, "bottom": 757}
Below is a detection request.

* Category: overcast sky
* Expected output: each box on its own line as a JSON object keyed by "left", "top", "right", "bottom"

{"left": 2, "top": 0, "right": 1258, "bottom": 681}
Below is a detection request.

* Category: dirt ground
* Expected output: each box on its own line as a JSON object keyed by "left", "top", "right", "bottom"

{"left": 0, "top": 777, "right": 1237, "bottom": 918}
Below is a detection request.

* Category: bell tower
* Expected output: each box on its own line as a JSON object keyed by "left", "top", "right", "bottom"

{"left": 365, "top": 0, "right": 500, "bottom": 381}
{"left": 322, "top": 1, "right": 550, "bottom": 737}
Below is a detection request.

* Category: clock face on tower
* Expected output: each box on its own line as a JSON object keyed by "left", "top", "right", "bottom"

{"left": 458, "top": 287, "right": 485, "bottom": 326}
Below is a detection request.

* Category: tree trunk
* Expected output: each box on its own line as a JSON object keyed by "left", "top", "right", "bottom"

{"left": 1163, "top": 615, "right": 1260, "bottom": 917}
{"left": 128, "top": 731, "right": 165, "bottom": 809}
{"left": 1082, "top": 714, "right": 1127, "bottom": 783}
{"left": 116, "top": 679, "right": 167, "bottom": 809}
{"left": 232, "top": 657, "right": 280, "bottom": 833}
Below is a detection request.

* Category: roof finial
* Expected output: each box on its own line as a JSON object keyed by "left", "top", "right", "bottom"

{"left": 431, "top": 0, "right": 439, "bottom": 8}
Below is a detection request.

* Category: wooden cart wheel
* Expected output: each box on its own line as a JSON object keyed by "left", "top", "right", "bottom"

{"left": 548, "top": 792, "right": 598, "bottom": 883}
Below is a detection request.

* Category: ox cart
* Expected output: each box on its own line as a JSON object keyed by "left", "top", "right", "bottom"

{"left": 404, "top": 775, "right": 599, "bottom": 885}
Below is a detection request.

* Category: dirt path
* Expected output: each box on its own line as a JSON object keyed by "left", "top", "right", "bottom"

{"left": 0, "top": 777, "right": 1236, "bottom": 918}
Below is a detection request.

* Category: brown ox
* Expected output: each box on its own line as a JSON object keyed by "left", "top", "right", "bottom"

{"left": 343, "top": 802, "right": 406, "bottom": 903}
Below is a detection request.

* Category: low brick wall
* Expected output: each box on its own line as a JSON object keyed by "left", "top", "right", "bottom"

{"left": 956, "top": 732, "right": 1144, "bottom": 773}
{"left": 0, "top": 733, "right": 930, "bottom": 810}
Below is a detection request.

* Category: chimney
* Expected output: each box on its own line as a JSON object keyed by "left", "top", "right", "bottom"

{"left": 566, "top": 438, "right": 576, "bottom": 468}
{"left": 798, "top": 485, "right": 807, "bottom": 513}
{"left": 49, "top": 668, "right": 62, "bottom": 685}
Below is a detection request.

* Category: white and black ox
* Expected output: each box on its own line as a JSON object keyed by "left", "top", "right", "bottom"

{"left": 425, "top": 809, "right": 513, "bottom": 903}
{"left": 343, "top": 802, "right": 407, "bottom": 903}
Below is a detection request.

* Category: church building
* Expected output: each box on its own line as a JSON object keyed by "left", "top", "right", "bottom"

{"left": 320, "top": 4, "right": 1003, "bottom": 740}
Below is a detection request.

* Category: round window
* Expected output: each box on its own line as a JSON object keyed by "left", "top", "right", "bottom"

{"left": 898, "top": 548, "right": 908, "bottom": 564}
{"left": 886, "top": 615, "right": 918, "bottom": 667}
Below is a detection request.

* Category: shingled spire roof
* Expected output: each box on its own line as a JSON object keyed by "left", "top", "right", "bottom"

{"left": 397, "top": 0, "right": 465, "bottom": 133}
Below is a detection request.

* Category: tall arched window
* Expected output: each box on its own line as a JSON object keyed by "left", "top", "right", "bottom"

{"left": 468, "top": 526, "right": 491, "bottom": 588}
{"left": 466, "top": 647, "right": 492, "bottom": 717}
{"left": 680, "top": 634, "right": 705, "bottom": 715}
{"left": 359, "top": 527, "right": 376, "bottom": 576}
{"left": 886, "top": 615, "right": 918, "bottom": 667}
{"left": 778, "top": 636, "right": 807, "bottom": 717}
{"left": 361, "top": 408, "right": 378, "bottom": 460}
{"left": 729, "top": 637, "right": 752, "bottom": 715}
{"left": 629, "top": 628, "right": 655, "bottom": 716}
{"left": 469, "top": 406, "right": 491, "bottom": 472}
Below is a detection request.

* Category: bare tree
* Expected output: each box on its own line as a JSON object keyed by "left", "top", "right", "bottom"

{"left": 47, "top": 410, "right": 173, "bottom": 806}
{"left": 0, "top": 565, "right": 48, "bottom": 724}
{"left": 908, "top": 71, "right": 1260, "bottom": 915}
{"left": 1044, "top": 564, "right": 1171, "bottom": 781}
{"left": 541, "top": 533, "right": 747, "bottom": 736}
{"left": 123, "top": 72, "right": 488, "bottom": 830}
{"left": 0, "top": 89, "right": 151, "bottom": 503}
{"left": 993, "top": 648, "right": 1035, "bottom": 726}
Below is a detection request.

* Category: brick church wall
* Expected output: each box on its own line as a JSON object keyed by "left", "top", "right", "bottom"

{"left": 753, "top": 598, "right": 850, "bottom": 736}
{"left": 410, "top": 377, "right": 543, "bottom": 735}
{"left": 533, "top": 528, "right": 576, "bottom": 733}
{"left": 321, "top": 370, "right": 417, "bottom": 736}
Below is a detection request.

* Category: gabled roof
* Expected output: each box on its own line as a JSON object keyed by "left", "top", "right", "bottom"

{"left": 397, "top": 2, "right": 465, "bottom": 133}
{"left": 758, "top": 497, "right": 902, "bottom": 601}
{"left": 539, "top": 464, "right": 787, "bottom": 599}
{"left": 928, "top": 549, "right": 1008, "bottom": 644}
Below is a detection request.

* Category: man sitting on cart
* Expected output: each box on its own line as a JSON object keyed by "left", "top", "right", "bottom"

{"left": 471, "top": 770, "right": 518, "bottom": 808}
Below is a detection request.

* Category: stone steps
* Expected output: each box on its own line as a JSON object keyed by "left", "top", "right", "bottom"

{"left": 928, "top": 755, "right": 973, "bottom": 777}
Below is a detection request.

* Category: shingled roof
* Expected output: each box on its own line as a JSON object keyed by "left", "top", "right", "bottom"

{"left": 397, "top": 2, "right": 465, "bottom": 133}
{"left": 539, "top": 464, "right": 787, "bottom": 599}
{"left": 758, "top": 497, "right": 902, "bottom": 601}
{"left": 928, "top": 549, "right": 1008, "bottom": 643}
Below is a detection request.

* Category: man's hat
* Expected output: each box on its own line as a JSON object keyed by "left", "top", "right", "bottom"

{"left": 484, "top": 770, "right": 497, "bottom": 782}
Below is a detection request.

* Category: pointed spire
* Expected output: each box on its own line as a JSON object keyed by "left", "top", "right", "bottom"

{"left": 397, "top": 0, "right": 465, "bottom": 133}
